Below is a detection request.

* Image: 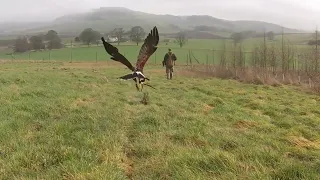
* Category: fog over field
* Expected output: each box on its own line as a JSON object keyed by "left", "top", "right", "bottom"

{"left": 0, "top": 0, "right": 319, "bottom": 30}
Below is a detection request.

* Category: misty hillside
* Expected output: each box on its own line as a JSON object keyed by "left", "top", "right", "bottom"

{"left": 1, "top": 7, "right": 301, "bottom": 37}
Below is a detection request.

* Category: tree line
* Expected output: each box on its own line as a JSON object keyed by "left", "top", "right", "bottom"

{"left": 230, "top": 31, "right": 275, "bottom": 44}
{"left": 14, "top": 30, "right": 63, "bottom": 53}
{"left": 74, "top": 26, "right": 189, "bottom": 47}
{"left": 12, "top": 26, "right": 148, "bottom": 53}
{"left": 12, "top": 25, "right": 192, "bottom": 53}
{"left": 74, "top": 26, "right": 147, "bottom": 47}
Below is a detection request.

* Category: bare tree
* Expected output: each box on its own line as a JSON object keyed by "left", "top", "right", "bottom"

{"left": 175, "top": 31, "right": 188, "bottom": 48}
{"left": 219, "top": 39, "right": 227, "bottom": 68}
{"left": 267, "top": 31, "right": 275, "bottom": 40}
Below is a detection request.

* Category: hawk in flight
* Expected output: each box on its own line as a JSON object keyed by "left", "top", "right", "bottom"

{"left": 101, "top": 26, "right": 159, "bottom": 91}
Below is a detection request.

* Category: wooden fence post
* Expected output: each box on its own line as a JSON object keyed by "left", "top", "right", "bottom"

{"left": 70, "top": 51, "right": 73, "bottom": 63}
{"left": 186, "top": 54, "right": 188, "bottom": 66}
{"left": 189, "top": 50, "right": 192, "bottom": 67}
{"left": 212, "top": 50, "right": 215, "bottom": 65}
{"left": 206, "top": 54, "right": 209, "bottom": 72}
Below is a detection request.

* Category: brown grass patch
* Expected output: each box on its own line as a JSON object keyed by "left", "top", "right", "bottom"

{"left": 25, "top": 122, "right": 42, "bottom": 141}
{"left": 61, "top": 62, "right": 111, "bottom": 69}
{"left": 182, "top": 65, "right": 320, "bottom": 94}
{"left": 24, "top": 130, "right": 34, "bottom": 141}
{"left": 71, "top": 97, "right": 95, "bottom": 108}
{"left": 203, "top": 104, "right": 214, "bottom": 114}
{"left": 287, "top": 136, "right": 320, "bottom": 149}
{"left": 233, "top": 120, "right": 258, "bottom": 130}
{"left": 146, "top": 68, "right": 166, "bottom": 74}
{"left": 233, "top": 89, "right": 247, "bottom": 95}
{"left": 238, "top": 163, "right": 257, "bottom": 173}
{"left": 189, "top": 136, "right": 209, "bottom": 147}
{"left": 122, "top": 144, "right": 135, "bottom": 180}
{"left": 176, "top": 67, "right": 213, "bottom": 78}
{"left": 8, "top": 84, "right": 20, "bottom": 95}
{"left": 140, "top": 93, "right": 149, "bottom": 105}
{"left": 0, "top": 59, "right": 54, "bottom": 63}
{"left": 311, "top": 84, "right": 320, "bottom": 94}
{"left": 97, "top": 147, "right": 134, "bottom": 179}
{"left": 122, "top": 158, "right": 134, "bottom": 180}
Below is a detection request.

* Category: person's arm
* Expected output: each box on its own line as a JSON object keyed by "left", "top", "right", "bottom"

{"left": 173, "top": 54, "right": 177, "bottom": 61}
{"left": 173, "top": 54, "right": 177, "bottom": 65}
{"left": 163, "top": 54, "right": 168, "bottom": 67}
{"left": 164, "top": 53, "right": 168, "bottom": 61}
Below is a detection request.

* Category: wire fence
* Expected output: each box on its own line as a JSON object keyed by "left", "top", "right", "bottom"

{"left": 2, "top": 31, "right": 319, "bottom": 69}
{"left": 2, "top": 30, "right": 320, "bottom": 92}
{"left": 5, "top": 45, "right": 316, "bottom": 69}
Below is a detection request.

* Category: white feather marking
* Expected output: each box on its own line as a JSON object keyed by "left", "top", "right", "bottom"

{"left": 136, "top": 71, "right": 145, "bottom": 78}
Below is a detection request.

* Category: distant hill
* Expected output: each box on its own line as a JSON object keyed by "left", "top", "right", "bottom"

{"left": 0, "top": 7, "right": 303, "bottom": 39}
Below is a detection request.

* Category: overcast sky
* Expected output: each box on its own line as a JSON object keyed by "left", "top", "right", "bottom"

{"left": 0, "top": 0, "right": 319, "bottom": 30}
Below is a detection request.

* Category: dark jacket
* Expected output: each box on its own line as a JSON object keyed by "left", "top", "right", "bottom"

{"left": 162, "top": 52, "right": 177, "bottom": 66}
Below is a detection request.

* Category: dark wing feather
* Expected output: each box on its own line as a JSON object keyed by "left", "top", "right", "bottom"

{"left": 135, "top": 26, "right": 159, "bottom": 72}
{"left": 118, "top": 73, "right": 136, "bottom": 80}
{"left": 101, "top": 37, "right": 135, "bottom": 71}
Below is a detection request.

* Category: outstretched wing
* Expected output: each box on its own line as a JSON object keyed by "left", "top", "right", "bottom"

{"left": 101, "top": 37, "right": 135, "bottom": 71}
{"left": 135, "top": 26, "right": 159, "bottom": 72}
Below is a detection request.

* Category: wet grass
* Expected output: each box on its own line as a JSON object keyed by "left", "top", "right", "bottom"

{"left": 0, "top": 61, "right": 319, "bottom": 179}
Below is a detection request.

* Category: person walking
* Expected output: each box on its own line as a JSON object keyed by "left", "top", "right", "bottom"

{"left": 162, "top": 48, "right": 177, "bottom": 79}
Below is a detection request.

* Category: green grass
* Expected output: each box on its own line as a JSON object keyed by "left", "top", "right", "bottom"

{"left": 0, "top": 61, "right": 319, "bottom": 179}
{"left": 0, "top": 33, "right": 316, "bottom": 65}
{"left": 0, "top": 39, "right": 229, "bottom": 64}
{"left": 0, "top": 44, "right": 289, "bottom": 65}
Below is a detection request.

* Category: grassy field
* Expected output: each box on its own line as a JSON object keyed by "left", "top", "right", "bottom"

{"left": 0, "top": 61, "right": 319, "bottom": 179}
{"left": 0, "top": 39, "right": 228, "bottom": 63}
{"left": 0, "top": 33, "right": 315, "bottom": 65}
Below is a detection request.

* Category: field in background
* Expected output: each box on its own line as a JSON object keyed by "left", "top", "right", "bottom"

{"left": 0, "top": 33, "right": 316, "bottom": 65}
{"left": 0, "top": 61, "right": 319, "bottom": 179}
{"left": 0, "top": 39, "right": 233, "bottom": 64}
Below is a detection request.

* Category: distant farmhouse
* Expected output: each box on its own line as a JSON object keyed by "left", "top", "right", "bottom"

{"left": 106, "top": 36, "right": 118, "bottom": 43}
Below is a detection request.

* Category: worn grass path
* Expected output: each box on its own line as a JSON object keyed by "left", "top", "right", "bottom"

{"left": 0, "top": 61, "right": 319, "bottom": 179}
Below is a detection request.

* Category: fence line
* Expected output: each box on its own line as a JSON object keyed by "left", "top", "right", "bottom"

{"left": 4, "top": 30, "right": 319, "bottom": 70}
